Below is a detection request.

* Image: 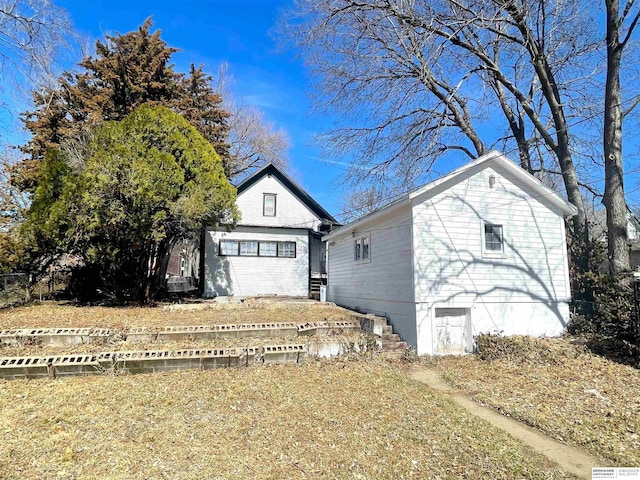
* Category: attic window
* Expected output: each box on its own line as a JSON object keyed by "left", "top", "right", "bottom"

{"left": 263, "top": 194, "right": 276, "bottom": 217}
{"left": 484, "top": 224, "right": 504, "bottom": 253}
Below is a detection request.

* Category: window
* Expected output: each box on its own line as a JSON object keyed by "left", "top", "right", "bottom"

{"left": 239, "top": 241, "right": 258, "bottom": 256}
{"left": 263, "top": 194, "right": 276, "bottom": 216}
{"left": 354, "top": 234, "right": 370, "bottom": 263}
{"left": 218, "top": 239, "right": 296, "bottom": 258}
{"left": 484, "top": 224, "right": 503, "bottom": 252}
{"left": 259, "top": 241, "right": 277, "bottom": 257}
{"left": 278, "top": 242, "right": 296, "bottom": 258}
{"left": 362, "top": 236, "right": 369, "bottom": 260}
{"left": 219, "top": 240, "right": 239, "bottom": 256}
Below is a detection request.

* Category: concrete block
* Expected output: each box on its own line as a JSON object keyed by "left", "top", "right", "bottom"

{"left": 262, "top": 344, "right": 308, "bottom": 364}
{"left": 125, "top": 327, "right": 158, "bottom": 343}
{"left": 157, "top": 325, "right": 218, "bottom": 342}
{"left": 0, "top": 328, "right": 114, "bottom": 348}
{"left": 308, "top": 341, "right": 343, "bottom": 357}
{"left": 0, "top": 354, "right": 102, "bottom": 379}
{"left": 356, "top": 314, "right": 388, "bottom": 336}
{"left": 112, "top": 348, "right": 242, "bottom": 374}
{"left": 0, "top": 329, "right": 20, "bottom": 345}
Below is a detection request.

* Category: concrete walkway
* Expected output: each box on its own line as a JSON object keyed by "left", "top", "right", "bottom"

{"left": 409, "top": 366, "right": 602, "bottom": 480}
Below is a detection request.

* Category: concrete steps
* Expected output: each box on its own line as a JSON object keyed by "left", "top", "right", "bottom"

{"left": 354, "top": 314, "right": 407, "bottom": 353}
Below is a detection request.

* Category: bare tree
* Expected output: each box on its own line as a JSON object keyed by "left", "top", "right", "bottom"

{"left": 0, "top": 0, "right": 71, "bottom": 94}
{"left": 603, "top": 0, "right": 640, "bottom": 274}
{"left": 0, "top": 0, "right": 71, "bottom": 227}
{"left": 216, "top": 64, "right": 290, "bottom": 181}
{"left": 282, "top": 0, "right": 640, "bottom": 268}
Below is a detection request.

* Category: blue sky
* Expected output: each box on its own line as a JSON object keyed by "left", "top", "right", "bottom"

{"left": 53, "top": 0, "right": 345, "bottom": 216}
{"left": 5, "top": 1, "right": 639, "bottom": 218}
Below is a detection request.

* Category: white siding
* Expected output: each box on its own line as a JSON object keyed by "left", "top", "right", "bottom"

{"left": 326, "top": 206, "right": 417, "bottom": 347}
{"left": 203, "top": 227, "right": 309, "bottom": 297}
{"left": 412, "top": 165, "right": 571, "bottom": 354}
{"left": 237, "top": 175, "right": 322, "bottom": 230}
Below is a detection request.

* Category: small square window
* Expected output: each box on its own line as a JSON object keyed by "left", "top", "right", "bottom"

{"left": 484, "top": 224, "right": 503, "bottom": 252}
{"left": 278, "top": 242, "right": 296, "bottom": 258}
{"left": 263, "top": 194, "right": 276, "bottom": 216}
{"left": 259, "top": 241, "right": 277, "bottom": 257}
{"left": 219, "top": 240, "right": 239, "bottom": 256}
{"left": 239, "top": 241, "right": 258, "bottom": 256}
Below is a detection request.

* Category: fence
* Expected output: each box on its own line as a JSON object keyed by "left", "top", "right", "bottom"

{"left": 0, "top": 273, "right": 30, "bottom": 307}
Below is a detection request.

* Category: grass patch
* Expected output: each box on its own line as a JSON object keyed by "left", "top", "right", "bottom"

{"left": 0, "top": 301, "right": 354, "bottom": 329}
{"left": 430, "top": 336, "right": 640, "bottom": 466}
{"left": 0, "top": 358, "right": 574, "bottom": 479}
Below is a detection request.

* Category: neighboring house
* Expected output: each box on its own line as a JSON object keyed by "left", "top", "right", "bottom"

{"left": 203, "top": 164, "right": 339, "bottom": 298}
{"left": 324, "top": 151, "right": 577, "bottom": 355}
{"left": 588, "top": 207, "right": 640, "bottom": 269}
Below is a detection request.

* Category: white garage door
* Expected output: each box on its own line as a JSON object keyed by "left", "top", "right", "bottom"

{"left": 434, "top": 308, "right": 470, "bottom": 354}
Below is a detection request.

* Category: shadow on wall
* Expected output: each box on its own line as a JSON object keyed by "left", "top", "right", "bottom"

{"left": 414, "top": 192, "right": 569, "bottom": 330}
{"left": 205, "top": 255, "right": 233, "bottom": 297}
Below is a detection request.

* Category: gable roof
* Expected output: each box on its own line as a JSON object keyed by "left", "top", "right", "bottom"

{"left": 236, "top": 163, "right": 339, "bottom": 224}
{"left": 324, "top": 150, "right": 577, "bottom": 241}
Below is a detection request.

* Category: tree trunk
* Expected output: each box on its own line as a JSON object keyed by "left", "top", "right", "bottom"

{"left": 604, "top": 0, "right": 631, "bottom": 276}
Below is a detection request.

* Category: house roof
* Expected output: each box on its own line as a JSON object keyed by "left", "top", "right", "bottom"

{"left": 324, "top": 150, "right": 578, "bottom": 241}
{"left": 235, "top": 163, "right": 339, "bottom": 224}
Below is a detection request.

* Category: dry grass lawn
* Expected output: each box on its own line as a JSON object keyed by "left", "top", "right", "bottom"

{"left": 0, "top": 358, "right": 575, "bottom": 480}
{"left": 428, "top": 337, "right": 640, "bottom": 467}
{"left": 0, "top": 301, "right": 354, "bottom": 330}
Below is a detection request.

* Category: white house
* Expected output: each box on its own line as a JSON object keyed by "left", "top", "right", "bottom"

{"left": 324, "top": 151, "right": 577, "bottom": 355}
{"left": 203, "top": 164, "right": 339, "bottom": 298}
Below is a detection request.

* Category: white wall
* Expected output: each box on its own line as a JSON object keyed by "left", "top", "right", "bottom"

{"left": 237, "top": 175, "right": 322, "bottom": 230}
{"left": 326, "top": 206, "right": 418, "bottom": 347}
{"left": 412, "top": 164, "right": 571, "bottom": 354}
{"left": 203, "top": 226, "right": 309, "bottom": 297}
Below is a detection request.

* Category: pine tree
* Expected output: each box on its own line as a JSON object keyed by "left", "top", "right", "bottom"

{"left": 18, "top": 18, "right": 231, "bottom": 188}
{"left": 174, "top": 64, "right": 230, "bottom": 172}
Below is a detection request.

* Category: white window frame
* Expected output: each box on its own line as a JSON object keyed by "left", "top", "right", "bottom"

{"left": 239, "top": 241, "right": 259, "bottom": 256}
{"left": 482, "top": 222, "right": 505, "bottom": 257}
{"left": 278, "top": 241, "right": 296, "bottom": 258}
{"left": 219, "top": 240, "right": 239, "bottom": 256}
{"left": 354, "top": 233, "right": 371, "bottom": 264}
{"left": 259, "top": 241, "right": 277, "bottom": 257}
{"left": 263, "top": 193, "right": 277, "bottom": 217}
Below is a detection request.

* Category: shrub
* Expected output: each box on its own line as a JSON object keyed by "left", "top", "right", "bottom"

{"left": 475, "top": 333, "right": 586, "bottom": 365}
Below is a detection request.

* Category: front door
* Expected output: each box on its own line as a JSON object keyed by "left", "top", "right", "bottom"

{"left": 434, "top": 308, "right": 470, "bottom": 354}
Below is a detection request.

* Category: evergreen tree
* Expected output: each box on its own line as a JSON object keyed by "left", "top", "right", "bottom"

{"left": 22, "top": 105, "right": 238, "bottom": 302}
{"left": 18, "top": 18, "right": 231, "bottom": 188}
{"left": 174, "top": 64, "right": 230, "bottom": 173}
